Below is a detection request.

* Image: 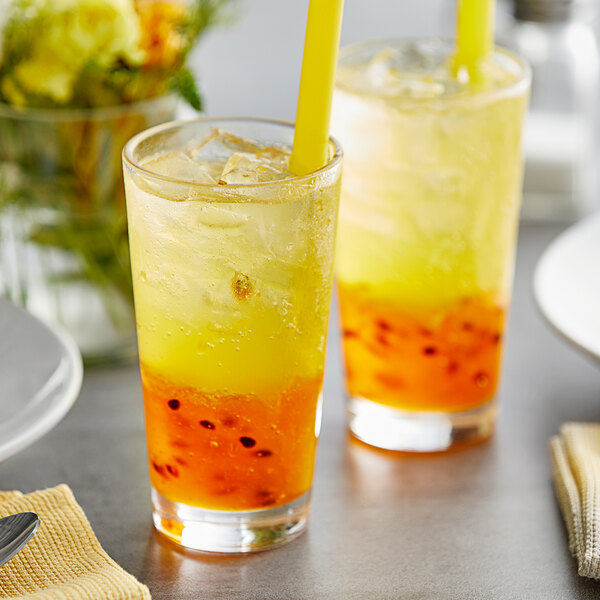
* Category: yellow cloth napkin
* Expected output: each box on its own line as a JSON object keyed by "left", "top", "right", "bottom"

{"left": 551, "top": 422, "right": 600, "bottom": 580}
{"left": 0, "top": 485, "right": 151, "bottom": 599}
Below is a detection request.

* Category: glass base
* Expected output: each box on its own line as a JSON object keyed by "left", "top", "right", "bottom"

{"left": 151, "top": 488, "right": 310, "bottom": 553}
{"left": 347, "top": 396, "right": 497, "bottom": 452}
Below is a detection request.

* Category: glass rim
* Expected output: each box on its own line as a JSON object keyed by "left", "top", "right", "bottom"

{"left": 0, "top": 94, "right": 177, "bottom": 122}
{"left": 122, "top": 116, "right": 343, "bottom": 190}
{"left": 336, "top": 37, "right": 531, "bottom": 104}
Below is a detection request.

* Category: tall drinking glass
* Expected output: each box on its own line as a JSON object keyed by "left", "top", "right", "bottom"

{"left": 332, "top": 39, "right": 530, "bottom": 452}
{"left": 123, "top": 118, "right": 342, "bottom": 552}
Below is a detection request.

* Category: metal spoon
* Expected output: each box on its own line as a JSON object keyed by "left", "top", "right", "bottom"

{"left": 0, "top": 512, "right": 40, "bottom": 566}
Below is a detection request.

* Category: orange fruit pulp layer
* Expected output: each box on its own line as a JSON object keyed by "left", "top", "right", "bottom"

{"left": 141, "top": 364, "right": 323, "bottom": 511}
{"left": 338, "top": 285, "right": 505, "bottom": 412}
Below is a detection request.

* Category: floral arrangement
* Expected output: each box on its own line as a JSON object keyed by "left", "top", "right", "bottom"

{"left": 0, "top": 0, "right": 234, "bottom": 361}
{"left": 0, "top": 0, "right": 232, "bottom": 109}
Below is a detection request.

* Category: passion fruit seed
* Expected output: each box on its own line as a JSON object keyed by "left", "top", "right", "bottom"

{"left": 255, "top": 449, "right": 272, "bottom": 458}
{"left": 257, "top": 490, "right": 276, "bottom": 506}
{"left": 152, "top": 461, "right": 165, "bottom": 476}
{"left": 377, "top": 319, "right": 392, "bottom": 332}
{"left": 240, "top": 436, "right": 256, "bottom": 448}
{"left": 447, "top": 361, "right": 459, "bottom": 374}
{"left": 376, "top": 333, "right": 390, "bottom": 347}
{"left": 474, "top": 372, "right": 489, "bottom": 388}
{"left": 167, "top": 399, "right": 180, "bottom": 410}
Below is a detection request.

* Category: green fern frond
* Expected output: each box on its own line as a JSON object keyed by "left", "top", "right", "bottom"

{"left": 170, "top": 66, "right": 203, "bottom": 111}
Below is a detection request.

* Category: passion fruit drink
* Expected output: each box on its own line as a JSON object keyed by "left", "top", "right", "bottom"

{"left": 123, "top": 118, "right": 341, "bottom": 552}
{"left": 332, "top": 39, "right": 530, "bottom": 451}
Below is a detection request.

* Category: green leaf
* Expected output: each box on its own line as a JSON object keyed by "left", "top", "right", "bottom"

{"left": 170, "top": 67, "right": 203, "bottom": 111}
{"left": 183, "top": 0, "right": 237, "bottom": 50}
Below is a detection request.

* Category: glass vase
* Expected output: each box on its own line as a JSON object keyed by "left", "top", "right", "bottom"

{"left": 0, "top": 95, "right": 177, "bottom": 363}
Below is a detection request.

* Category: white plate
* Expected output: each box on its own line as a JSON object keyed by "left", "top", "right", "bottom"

{"left": 534, "top": 213, "right": 600, "bottom": 363}
{"left": 0, "top": 298, "right": 82, "bottom": 461}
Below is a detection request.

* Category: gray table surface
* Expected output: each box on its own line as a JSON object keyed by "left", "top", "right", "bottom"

{"left": 2, "top": 222, "right": 600, "bottom": 599}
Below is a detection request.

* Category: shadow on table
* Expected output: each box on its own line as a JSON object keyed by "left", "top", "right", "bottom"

{"left": 343, "top": 432, "right": 497, "bottom": 504}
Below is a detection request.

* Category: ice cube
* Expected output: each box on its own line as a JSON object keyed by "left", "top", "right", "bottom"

{"left": 142, "top": 152, "right": 218, "bottom": 183}
{"left": 193, "top": 203, "right": 250, "bottom": 229}
{"left": 218, "top": 150, "right": 291, "bottom": 185}
{"left": 365, "top": 48, "right": 401, "bottom": 89}
{"left": 366, "top": 51, "right": 445, "bottom": 98}
{"left": 186, "top": 129, "right": 264, "bottom": 164}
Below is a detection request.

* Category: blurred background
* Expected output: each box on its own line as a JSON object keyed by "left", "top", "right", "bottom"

{"left": 193, "top": 0, "right": 451, "bottom": 119}
{"left": 1, "top": 0, "right": 599, "bottom": 363}
{"left": 195, "top": 0, "right": 600, "bottom": 223}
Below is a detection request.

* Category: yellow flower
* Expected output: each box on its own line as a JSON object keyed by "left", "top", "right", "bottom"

{"left": 0, "top": 76, "right": 26, "bottom": 106}
{"left": 12, "top": 0, "right": 145, "bottom": 103}
{"left": 136, "top": 0, "right": 188, "bottom": 69}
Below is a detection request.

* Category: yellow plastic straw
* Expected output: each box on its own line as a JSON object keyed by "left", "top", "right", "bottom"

{"left": 289, "top": 0, "right": 344, "bottom": 176}
{"left": 453, "top": 0, "right": 495, "bottom": 81}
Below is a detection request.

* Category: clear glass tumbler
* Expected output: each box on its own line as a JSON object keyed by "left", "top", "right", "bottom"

{"left": 332, "top": 39, "right": 530, "bottom": 452}
{"left": 123, "top": 117, "right": 342, "bottom": 552}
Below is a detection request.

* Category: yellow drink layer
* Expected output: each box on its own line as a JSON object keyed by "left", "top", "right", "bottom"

{"left": 125, "top": 129, "right": 341, "bottom": 394}
{"left": 332, "top": 39, "right": 529, "bottom": 313}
